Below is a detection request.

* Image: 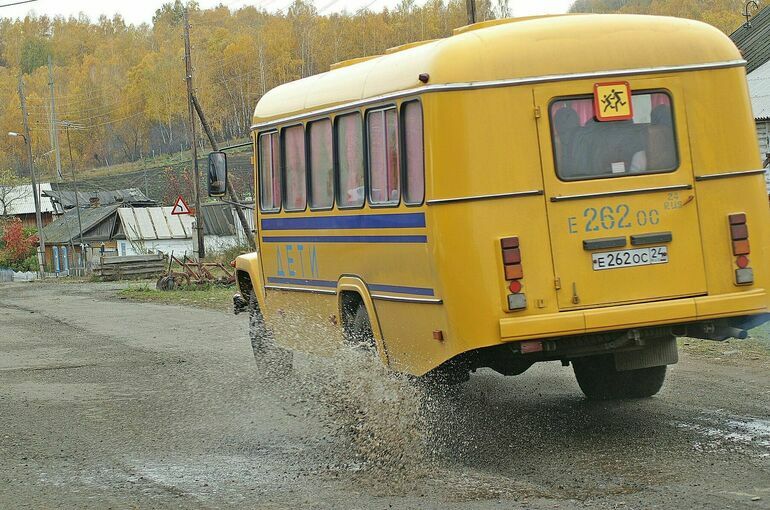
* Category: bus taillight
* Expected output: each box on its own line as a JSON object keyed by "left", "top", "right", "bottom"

{"left": 501, "top": 237, "right": 526, "bottom": 311}
{"left": 729, "top": 213, "right": 753, "bottom": 284}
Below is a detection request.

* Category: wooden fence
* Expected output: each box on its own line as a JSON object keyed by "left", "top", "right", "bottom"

{"left": 95, "top": 253, "right": 167, "bottom": 281}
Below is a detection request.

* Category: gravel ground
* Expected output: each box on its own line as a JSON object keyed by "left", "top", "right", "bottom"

{"left": 0, "top": 281, "right": 768, "bottom": 509}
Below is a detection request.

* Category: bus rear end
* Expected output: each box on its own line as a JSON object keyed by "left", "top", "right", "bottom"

{"left": 500, "top": 67, "right": 770, "bottom": 398}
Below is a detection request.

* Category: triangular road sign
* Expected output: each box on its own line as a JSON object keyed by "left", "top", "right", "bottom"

{"left": 171, "top": 195, "right": 192, "bottom": 215}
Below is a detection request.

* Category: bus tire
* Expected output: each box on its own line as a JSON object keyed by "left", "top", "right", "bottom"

{"left": 572, "top": 354, "right": 666, "bottom": 400}
{"left": 348, "top": 303, "right": 377, "bottom": 353}
{"left": 248, "top": 290, "right": 292, "bottom": 378}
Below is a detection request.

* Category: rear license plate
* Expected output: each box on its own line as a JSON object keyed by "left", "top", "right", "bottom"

{"left": 592, "top": 246, "right": 669, "bottom": 271}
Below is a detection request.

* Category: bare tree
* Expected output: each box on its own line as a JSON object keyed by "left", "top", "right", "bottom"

{"left": 0, "top": 169, "right": 29, "bottom": 217}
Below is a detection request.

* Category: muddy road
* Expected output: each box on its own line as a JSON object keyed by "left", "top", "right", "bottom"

{"left": 0, "top": 282, "right": 768, "bottom": 509}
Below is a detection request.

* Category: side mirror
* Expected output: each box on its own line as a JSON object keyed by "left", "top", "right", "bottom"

{"left": 208, "top": 151, "right": 227, "bottom": 197}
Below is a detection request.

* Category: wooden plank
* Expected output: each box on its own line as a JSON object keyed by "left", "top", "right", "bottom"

{"left": 100, "top": 254, "right": 164, "bottom": 265}
{"left": 98, "top": 264, "right": 165, "bottom": 274}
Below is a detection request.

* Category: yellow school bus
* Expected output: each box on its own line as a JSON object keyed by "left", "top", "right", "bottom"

{"left": 220, "top": 14, "right": 770, "bottom": 399}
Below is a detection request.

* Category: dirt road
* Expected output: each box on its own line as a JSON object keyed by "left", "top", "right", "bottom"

{"left": 0, "top": 282, "right": 768, "bottom": 509}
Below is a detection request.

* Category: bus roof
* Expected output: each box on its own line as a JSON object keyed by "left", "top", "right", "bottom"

{"left": 252, "top": 14, "right": 741, "bottom": 127}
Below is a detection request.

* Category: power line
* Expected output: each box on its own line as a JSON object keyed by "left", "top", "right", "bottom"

{"left": 0, "top": 0, "right": 38, "bottom": 8}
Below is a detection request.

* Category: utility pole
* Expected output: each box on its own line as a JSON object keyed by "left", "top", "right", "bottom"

{"left": 46, "top": 59, "right": 76, "bottom": 273}
{"left": 47, "top": 56, "right": 63, "bottom": 181}
{"left": 183, "top": 8, "right": 205, "bottom": 260}
{"left": 191, "top": 94, "right": 255, "bottom": 248}
{"left": 17, "top": 75, "right": 46, "bottom": 278}
{"left": 466, "top": 0, "right": 476, "bottom": 24}
{"left": 62, "top": 121, "right": 85, "bottom": 274}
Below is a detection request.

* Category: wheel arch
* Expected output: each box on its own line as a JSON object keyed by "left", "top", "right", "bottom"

{"left": 235, "top": 252, "right": 266, "bottom": 311}
{"left": 337, "top": 275, "right": 390, "bottom": 366}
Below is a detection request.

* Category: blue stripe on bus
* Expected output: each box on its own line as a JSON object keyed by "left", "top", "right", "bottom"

{"left": 368, "top": 284, "right": 435, "bottom": 296}
{"left": 267, "top": 277, "right": 337, "bottom": 288}
{"left": 260, "top": 212, "right": 426, "bottom": 231}
{"left": 261, "top": 235, "right": 428, "bottom": 243}
{"left": 266, "top": 276, "right": 435, "bottom": 296}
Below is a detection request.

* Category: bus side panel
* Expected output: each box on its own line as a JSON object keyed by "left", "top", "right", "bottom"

{"left": 373, "top": 301, "right": 452, "bottom": 375}
{"left": 261, "top": 290, "right": 343, "bottom": 355}
{"left": 684, "top": 68, "right": 770, "bottom": 299}
{"left": 423, "top": 88, "right": 559, "bottom": 355}
{"left": 257, "top": 235, "right": 446, "bottom": 374}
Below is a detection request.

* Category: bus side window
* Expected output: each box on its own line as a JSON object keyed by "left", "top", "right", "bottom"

{"left": 282, "top": 125, "right": 307, "bottom": 212}
{"left": 308, "top": 119, "right": 334, "bottom": 210}
{"left": 367, "top": 107, "right": 400, "bottom": 205}
{"left": 401, "top": 100, "right": 425, "bottom": 205}
{"left": 336, "top": 113, "right": 365, "bottom": 208}
{"left": 258, "top": 131, "right": 281, "bottom": 212}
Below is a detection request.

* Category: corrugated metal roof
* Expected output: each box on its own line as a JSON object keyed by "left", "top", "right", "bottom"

{"left": 118, "top": 207, "right": 192, "bottom": 241}
{"left": 730, "top": 6, "right": 770, "bottom": 74}
{"left": 117, "top": 204, "right": 238, "bottom": 241}
{"left": 201, "top": 203, "right": 236, "bottom": 236}
{"left": 41, "top": 204, "right": 120, "bottom": 244}
{"left": 43, "top": 188, "right": 155, "bottom": 209}
{"left": 0, "top": 183, "right": 59, "bottom": 215}
{"left": 748, "top": 59, "right": 770, "bottom": 120}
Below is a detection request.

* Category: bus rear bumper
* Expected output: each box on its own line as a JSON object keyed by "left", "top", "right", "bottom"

{"left": 499, "top": 289, "right": 768, "bottom": 341}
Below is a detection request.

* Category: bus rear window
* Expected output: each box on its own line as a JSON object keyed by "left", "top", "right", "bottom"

{"left": 550, "top": 92, "right": 678, "bottom": 181}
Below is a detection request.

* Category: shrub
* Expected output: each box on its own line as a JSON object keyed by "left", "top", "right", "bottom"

{"left": 0, "top": 219, "right": 37, "bottom": 269}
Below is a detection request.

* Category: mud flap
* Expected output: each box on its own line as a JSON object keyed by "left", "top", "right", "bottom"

{"left": 614, "top": 337, "right": 678, "bottom": 371}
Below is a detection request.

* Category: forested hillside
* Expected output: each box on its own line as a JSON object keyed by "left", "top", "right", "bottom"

{"left": 569, "top": 0, "right": 746, "bottom": 34}
{"left": 1, "top": 0, "right": 749, "bottom": 187}
{"left": 0, "top": 0, "right": 504, "bottom": 182}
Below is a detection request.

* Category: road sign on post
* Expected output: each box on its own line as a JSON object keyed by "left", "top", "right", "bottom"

{"left": 171, "top": 196, "right": 192, "bottom": 215}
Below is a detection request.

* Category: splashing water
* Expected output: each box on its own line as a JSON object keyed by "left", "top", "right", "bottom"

{"left": 252, "top": 310, "right": 445, "bottom": 481}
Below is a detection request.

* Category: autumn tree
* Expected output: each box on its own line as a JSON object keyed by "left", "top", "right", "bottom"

{"left": 568, "top": 0, "right": 746, "bottom": 33}
{"left": 0, "top": 218, "right": 37, "bottom": 271}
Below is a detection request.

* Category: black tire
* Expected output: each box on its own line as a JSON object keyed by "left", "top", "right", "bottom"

{"left": 572, "top": 354, "right": 666, "bottom": 400}
{"left": 248, "top": 290, "right": 292, "bottom": 377}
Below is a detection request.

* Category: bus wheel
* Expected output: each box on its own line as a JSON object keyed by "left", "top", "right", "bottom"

{"left": 248, "top": 291, "right": 292, "bottom": 378}
{"left": 572, "top": 354, "right": 666, "bottom": 400}
{"left": 347, "top": 303, "right": 377, "bottom": 353}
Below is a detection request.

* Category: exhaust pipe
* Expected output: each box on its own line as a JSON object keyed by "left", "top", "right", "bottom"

{"left": 686, "top": 321, "right": 747, "bottom": 341}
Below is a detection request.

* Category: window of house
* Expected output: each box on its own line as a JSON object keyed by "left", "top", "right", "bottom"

{"left": 550, "top": 91, "right": 678, "bottom": 181}
{"left": 308, "top": 119, "right": 334, "bottom": 210}
{"left": 367, "top": 107, "right": 400, "bottom": 205}
{"left": 258, "top": 131, "right": 281, "bottom": 211}
{"left": 336, "top": 113, "right": 365, "bottom": 208}
{"left": 401, "top": 101, "right": 425, "bottom": 205}
{"left": 282, "top": 125, "right": 306, "bottom": 211}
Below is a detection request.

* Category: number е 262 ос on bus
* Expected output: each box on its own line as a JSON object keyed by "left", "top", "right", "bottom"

{"left": 568, "top": 204, "right": 660, "bottom": 234}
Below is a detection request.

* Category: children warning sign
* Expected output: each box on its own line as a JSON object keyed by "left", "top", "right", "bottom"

{"left": 594, "top": 81, "right": 633, "bottom": 121}
{"left": 171, "top": 195, "right": 192, "bottom": 215}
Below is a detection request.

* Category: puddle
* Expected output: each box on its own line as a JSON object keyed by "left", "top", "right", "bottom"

{"left": 674, "top": 411, "right": 770, "bottom": 457}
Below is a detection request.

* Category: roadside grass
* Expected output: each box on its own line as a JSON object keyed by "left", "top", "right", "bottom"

{"left": 679, "top": 329, "right": 770, "bottom": 364}
{"left": 119, "top": 282, "right": 234, "bottom": 312}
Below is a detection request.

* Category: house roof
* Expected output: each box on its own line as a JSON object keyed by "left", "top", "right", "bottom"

{"left": 117, "top": 203, "right": 234, "bottom": 241}
{"left": 0, "top": 183, "right": 59, "bottom": 216}
{"left": 201, "top": 203, "right": 236, "bottom": 236}
{"left": 730, "top": 6, "right": 770, "bottom": 74}
{"left": 255, "top": 14, "right": 740, "bottom": 126}
{"left": 44, "top": 188, "right": 155, "bottom": 209}
{"left": 41, "top": 204, "right": 120, "bottom": 244}
{"left": 748, "top": 59, "right": 770, "bottom": 120}
{"left": 118, "top": 207, "right": 192, "bottom": 241}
